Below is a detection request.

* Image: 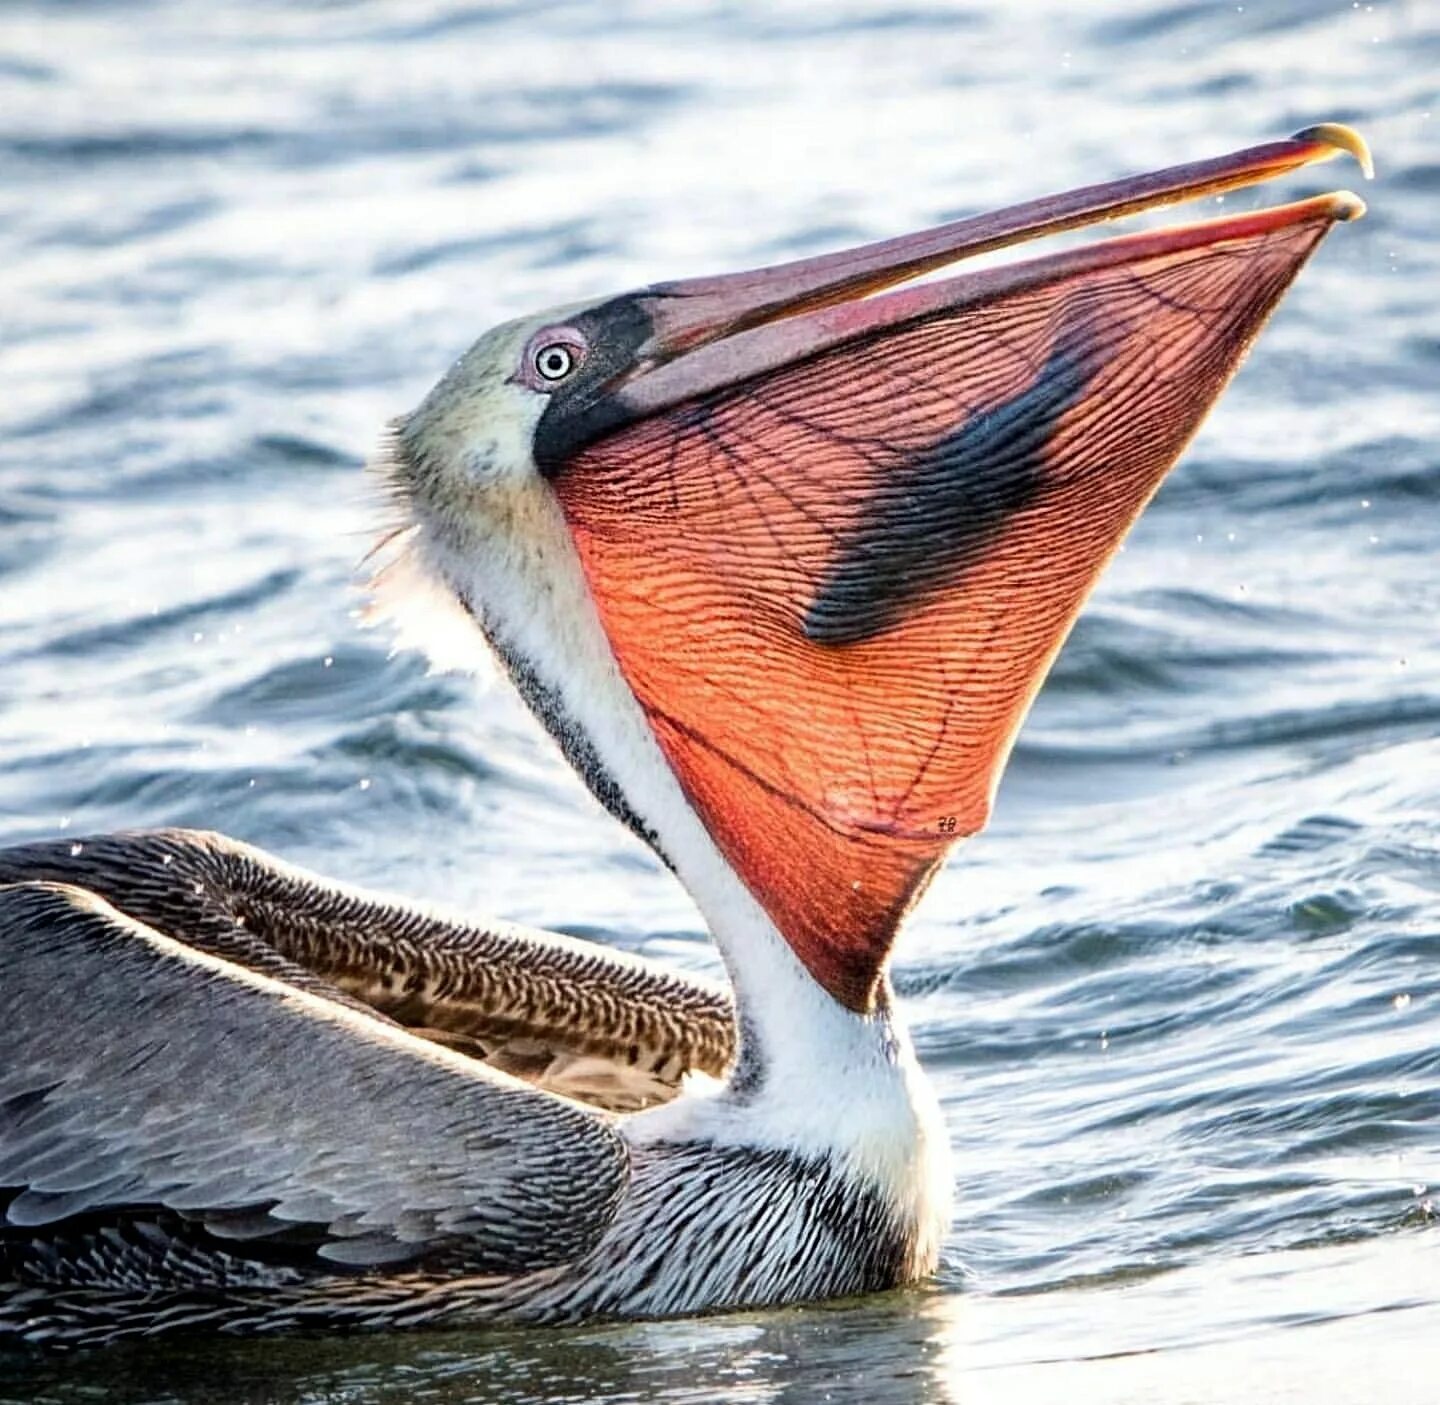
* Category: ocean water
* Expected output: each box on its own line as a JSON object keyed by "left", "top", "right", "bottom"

{"left": 1, "top": 0, "right": 1437, "bottom": 1400}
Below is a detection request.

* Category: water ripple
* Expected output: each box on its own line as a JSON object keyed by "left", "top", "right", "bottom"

{"left": 1, "top": 0, "right": 1436, "bottom": 1392}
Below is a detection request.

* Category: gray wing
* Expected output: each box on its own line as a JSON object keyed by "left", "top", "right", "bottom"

{"left": 0, "top": 829, "right": 736, "bottom": 1110}
{"left": 0, "top": 881, "right": 627, "bottom": 1279}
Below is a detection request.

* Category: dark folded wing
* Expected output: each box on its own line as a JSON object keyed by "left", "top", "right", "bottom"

{"left": 0, "top": 881, "right": 629, "bottom": 1277}
{"left": 0, "top": 829, "right": 736, "bottom": 1110}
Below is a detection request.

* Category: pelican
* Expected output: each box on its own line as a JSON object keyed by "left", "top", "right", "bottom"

{"left": 0, "top": 125, "right": 1369, "bottom": 1349}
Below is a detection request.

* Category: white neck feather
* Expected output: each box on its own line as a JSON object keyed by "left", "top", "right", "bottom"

{"left": 376, "top": 385, "right": 948, "bottom": 1236}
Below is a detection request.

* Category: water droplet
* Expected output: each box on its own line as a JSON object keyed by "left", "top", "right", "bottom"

{"left": 358, "top": 777, "right": 372, "bottom": 791}
{"left": 69, "top": 843, "right": 83, "bottom": 857}
{"left": 1394, "top": 993, "right": 1412, "bottom": 1011}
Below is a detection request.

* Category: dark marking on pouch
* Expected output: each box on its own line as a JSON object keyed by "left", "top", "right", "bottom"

{"left": 804, "top": 324, "right": 1102, "bottom": 646}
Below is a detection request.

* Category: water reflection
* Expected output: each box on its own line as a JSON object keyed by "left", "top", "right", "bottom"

{"left": 7, "top": 1235, "right": 1437, "bottom": 1403}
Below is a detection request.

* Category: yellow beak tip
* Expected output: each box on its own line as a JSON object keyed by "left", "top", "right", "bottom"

{"left": 1331, "top": 190, "right": 1368, "bottom": 222}
{"left": 1291, "top": 122, "right": 1375, "bottom": 181}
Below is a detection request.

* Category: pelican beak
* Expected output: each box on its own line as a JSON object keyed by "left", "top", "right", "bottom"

{"left": 539, "top": 125, "right": 1369, "bottom": 1012}
{"left": 532, "top": 125, "right": 1368, "bottom": 475}
{"left": 625, "top": 124, "right": 1367, "bottom": 409}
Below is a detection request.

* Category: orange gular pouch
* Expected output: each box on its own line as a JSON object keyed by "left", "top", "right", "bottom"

{"left": 554, "top": 215, "right": 1334, "bottom": 1012}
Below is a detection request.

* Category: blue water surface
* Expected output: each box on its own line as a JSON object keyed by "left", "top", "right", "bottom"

{"left": 0, "top": 2, "right": 1436, "bottom": 1400}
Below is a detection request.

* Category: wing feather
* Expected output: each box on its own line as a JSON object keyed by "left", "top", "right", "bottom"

{"left": 0, "top": 829, "right": 736, "bottom": 1111}
{"left": 0, "top": 881, "right": 627, "bottom": 1279}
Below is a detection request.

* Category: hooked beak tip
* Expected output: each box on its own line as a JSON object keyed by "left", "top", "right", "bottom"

{"left": 1290, "top": 122, "right": 1375, "bottom": 180}
{"left": 1329, "top": 190, "right": 1368, "bottom": 222}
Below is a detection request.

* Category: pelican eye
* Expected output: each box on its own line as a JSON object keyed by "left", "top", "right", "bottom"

{"left": 534, "top": 343, "right": 577, "bottom": 382}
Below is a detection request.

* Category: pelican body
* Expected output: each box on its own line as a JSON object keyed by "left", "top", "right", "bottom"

{"left": 0, "top": 127, "right": 1368, "bottom": 1348}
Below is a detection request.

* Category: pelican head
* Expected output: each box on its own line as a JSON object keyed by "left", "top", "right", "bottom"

{"left": 378, "top": 125, "right": 1368, "bottom": 1014}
